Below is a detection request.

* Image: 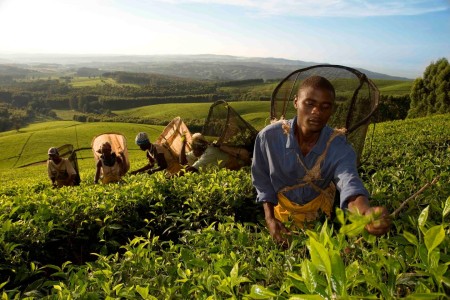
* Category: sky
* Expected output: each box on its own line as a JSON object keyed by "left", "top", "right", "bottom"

{"left": 0, "top": 0, "right": 449, "bottom": 78}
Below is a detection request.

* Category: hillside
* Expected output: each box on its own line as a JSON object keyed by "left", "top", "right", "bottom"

{"left": 113, "top": 101, "right": 271, "bottom": 129}
{"left": 0, "top": 101, "right": 271, "bottom": 171}
{"left": 0, "top": 54, "right": 411, "bottom": 81}
{"left": 0, "top": 121, "right": 166, "bottom": 171}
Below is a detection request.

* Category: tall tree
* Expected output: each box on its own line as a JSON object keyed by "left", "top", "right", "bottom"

{"left": 408, "top": 58, "right": 450, "bottom": 118}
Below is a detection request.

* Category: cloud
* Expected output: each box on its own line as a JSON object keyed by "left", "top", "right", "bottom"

{"left": 155, "top": 0, "right": 450, "bottom": 17}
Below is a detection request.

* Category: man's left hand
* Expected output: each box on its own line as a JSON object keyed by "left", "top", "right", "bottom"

{"left": 364, "top": 206, "right": 391, "bottom": 236}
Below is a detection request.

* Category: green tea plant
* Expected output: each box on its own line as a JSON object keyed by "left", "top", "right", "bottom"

{"left": 0, "top": 114, "right": 449, "bottom": 299}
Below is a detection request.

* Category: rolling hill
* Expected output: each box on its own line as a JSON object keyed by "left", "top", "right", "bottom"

{"left": 0, "top": 54, "right": 411, "bottom": 81}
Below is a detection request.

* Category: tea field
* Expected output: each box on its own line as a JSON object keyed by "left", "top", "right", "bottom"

{"left": 0, "top": 121, "right": 167, "bottom": 181}
{"left": 53, "top": 101, "right": 272, "bottom": 130}
{"left": 0, "top": 114, "right": 449, "bottom": 299}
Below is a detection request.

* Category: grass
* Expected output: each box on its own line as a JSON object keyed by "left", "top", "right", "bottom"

{"left": 373, "top": 79, "right": 414, "bottom": 96}
{"left": 70, "top": 77, "right": 140, "bottom": 88}
{"left": 116, "top": 101, "right": 271, "bottom": 122}
{"left": 75, "top": 101, "right": 273, "bottom": 130}
{"left": 115, "top": 102, "right": 214, "bottom": 120}
{"left": 116, "top": 101, "right": 273, "bottom": 131}
{"left": 378, "top": 82, "right": 414, "bottom": 96}
{"left": 53, "top": 109, "right": 79, "bottom": 120}
{"left": 217, "top": 82, "right": 278, "bottom": 97}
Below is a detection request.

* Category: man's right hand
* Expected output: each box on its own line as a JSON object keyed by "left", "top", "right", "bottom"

{"left": 364, "top": 206, "right": 391, "bottom": 236}
{"left": 265, "top": 216, "right": 291, "bottom": 248}
{"left": 263, "top": 202, "right": 291, "bottom": 248}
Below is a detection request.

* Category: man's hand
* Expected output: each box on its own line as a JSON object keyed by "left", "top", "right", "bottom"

{"left": 265, "top": 216, "right": 291, "bottom": 248}
{"left": 364, "top": 206, "right": 391, "bottom": 236}
{"left": 263, "top": 202, "right": 291, "bottom": 248}
{"left": 348, "top": 195, "right": 391, "bottom": 236}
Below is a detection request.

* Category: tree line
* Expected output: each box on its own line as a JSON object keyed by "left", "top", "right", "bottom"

{"left": 408, "top": 58, "right": 450, "bottom": 117}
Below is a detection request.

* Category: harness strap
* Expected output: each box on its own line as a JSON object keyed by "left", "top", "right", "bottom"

{"left": 52, "top": 159, "right": 69, "bottom": 179}
{"left": 279, "top": 128, "right": 346, "bottom": 198}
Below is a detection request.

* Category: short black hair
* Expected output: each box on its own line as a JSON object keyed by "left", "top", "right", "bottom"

{"left": 298, "top": 75, "right": 335, "bottom": 98}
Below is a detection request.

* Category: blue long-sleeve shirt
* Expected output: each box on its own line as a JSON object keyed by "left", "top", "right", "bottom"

{"left": 251, "top": 117, "right": 369, "bottom": 209}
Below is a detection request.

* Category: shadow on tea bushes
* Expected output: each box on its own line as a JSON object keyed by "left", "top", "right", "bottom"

{"left": 0, "top": 167, "right": 261, "bottom": 294}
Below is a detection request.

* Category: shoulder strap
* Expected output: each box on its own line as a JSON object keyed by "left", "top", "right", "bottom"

{"left": 279, "top": 128, "right": 346, "bottom": 196}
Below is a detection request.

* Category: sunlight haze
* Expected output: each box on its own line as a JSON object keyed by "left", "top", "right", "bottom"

{"left": 0, "top": 0, "right": 449, "bottom": 77}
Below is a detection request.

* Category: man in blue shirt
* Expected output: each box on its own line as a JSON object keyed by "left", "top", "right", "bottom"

{"left": 251, "top": 75, "right": 390, "bottom": 246}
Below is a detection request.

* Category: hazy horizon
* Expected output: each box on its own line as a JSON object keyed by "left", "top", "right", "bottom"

{"left": 0, "top": 0, "right": 449, "bottom": 78}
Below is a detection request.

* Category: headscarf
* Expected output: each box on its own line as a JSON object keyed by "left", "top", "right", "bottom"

{"left": 135, "top": 132, "right": 150, "bottom": 146}
{"left": 191, "top": 133, "right": 208, "bottom": 150}
{"left": 48, "top": 147, "right": 59, "bottom": 156}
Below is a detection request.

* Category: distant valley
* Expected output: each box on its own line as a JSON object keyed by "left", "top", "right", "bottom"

{"left": 0, "top": 54, "right": 411, "bottom": 81}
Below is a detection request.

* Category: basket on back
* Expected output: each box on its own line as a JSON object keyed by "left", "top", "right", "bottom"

{"left": 91, "top": 133, "right": 130, "bottom": 174}
{"left": 155, "top": 116, "right": 193, "bottom": 162}
{"left": 56, "top": 144, "right": 81, "bottom": 185}
{"left": 271, "top": 65, "right": 379, "bottom": 165}
{"left": 202, "top": 100, "right": 259, "bottom": 165}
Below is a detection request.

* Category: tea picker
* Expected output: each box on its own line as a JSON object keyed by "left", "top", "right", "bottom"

{"left": 252, "top": 65, "right": 391, "bottom": 246}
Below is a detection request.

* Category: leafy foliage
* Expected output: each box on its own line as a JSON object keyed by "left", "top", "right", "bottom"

{"left": 375, "top": 94, "right": 410, "bottom": 122}
{"left": 408, "top": 58, "right": 450, "bottom": 118}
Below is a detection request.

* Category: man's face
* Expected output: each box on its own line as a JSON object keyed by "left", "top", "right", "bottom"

{"left": 49, "top": 154, "right": 60, "bottom": 162}
{"left": 192, "top": 145, "right": 206, "bottom": 157}
{"left": 101, "top": 145, "right": 112, "bottom": 156}
{"left": 139, "top": 143, "right": 150, "bottom": 151}
{"left": 294, "top": 86, "right": 334, "bottom": 135}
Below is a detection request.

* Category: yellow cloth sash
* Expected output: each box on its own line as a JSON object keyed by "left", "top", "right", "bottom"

{"left": 101, "top": 162, "right": 122, "bottom": 184}
{"left": 274, "top": 184, "right": 336, "bottom": 228}
{"left": 101, "top": 173, "right": 121, "bottom": 184}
